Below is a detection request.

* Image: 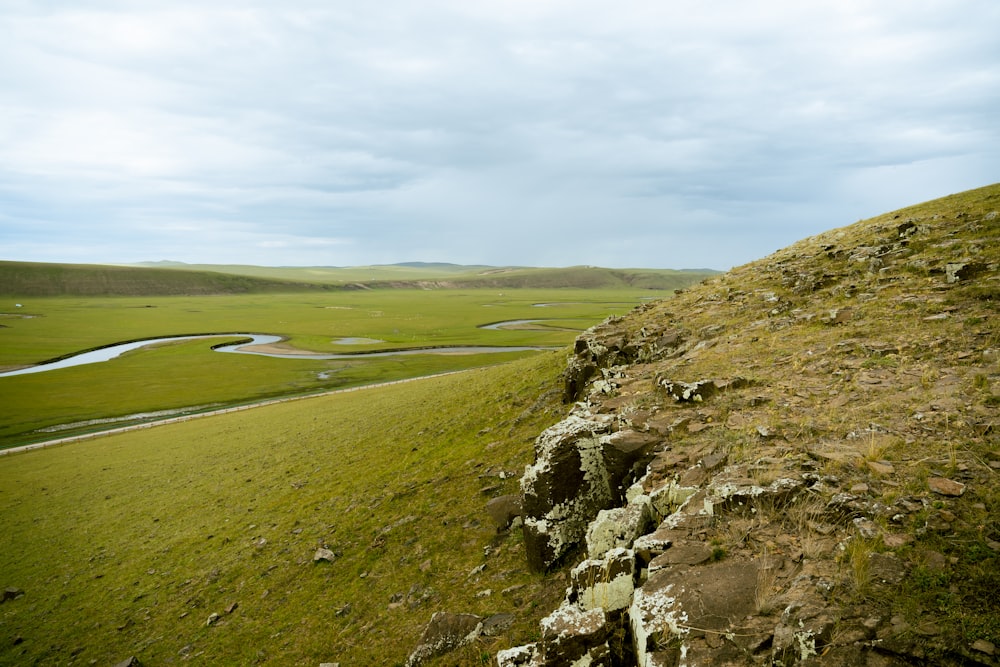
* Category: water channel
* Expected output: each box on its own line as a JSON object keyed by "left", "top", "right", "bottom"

{"left": 0, "top": 328, "right": 553, "bottom": 378}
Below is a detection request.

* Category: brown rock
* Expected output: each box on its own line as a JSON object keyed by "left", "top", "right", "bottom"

{"left": 972, "top": 639, "right": 997, "bottom": 656}
{"left": 927, "top": 476, "right": 965, "bottom": 496}
{"left": 648, "top": 542, "right": 713, "bottom": 570}
{"left": 883, "top": 533, "right": 913, "bottom": 549}
{"left": 867, "top": 460, "right": 895, "bottom": 475}
{"left": 486, "top": 494, "right": 523, "bottom": 530}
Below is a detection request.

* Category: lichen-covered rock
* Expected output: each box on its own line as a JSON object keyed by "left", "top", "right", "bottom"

{"left": 630, "top": 575, "right": 688, "bottom": 667}
{"left": 404, "top": 611, "right": 483, "bottom": 667}
{"left": 538, "top": 603, "right": 611, "bottom": 665}
{"left": 599, "top": 430, "right": 661, "bottom": 504}
{"left": 656, "top": 376, "right": 750, "bottom": 403}
{"left": 585, "top": 500, "right": 653, "bottom": 559}
{"left": 772, "top": 603, "right": 836, "bottom": 666}
{"left": 563, "top": 319, "right": 680, "bottom": 402}
{"left": 521, "top": 415, "right": 613, "bottom": 571}
{"left": 570, "top": 547, "right": 637, "bottom": 612}
{"left": 497, "top": 644, "right": 540, "bottom": 667}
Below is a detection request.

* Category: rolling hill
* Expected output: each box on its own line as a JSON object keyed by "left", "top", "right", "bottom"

{"left": 2, "top": 260, "right": 719, "bottom": 296}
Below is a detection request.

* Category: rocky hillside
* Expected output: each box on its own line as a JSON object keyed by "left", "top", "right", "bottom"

{"left": 404, "top": 185, "right": 998, "bottom": 666}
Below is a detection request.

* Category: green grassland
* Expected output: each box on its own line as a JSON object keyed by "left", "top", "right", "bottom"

{"left": 0, "top": 352, "right": 572, "bottom": 666}
{"left": 0, "top": 289, "right": 656, "bottom": 448}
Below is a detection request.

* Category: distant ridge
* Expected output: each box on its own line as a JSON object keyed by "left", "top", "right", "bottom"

{"left": 2, "top": 261, "right": 719, "bottom": 296}
{"left": 0, "top": 260, "right": 339, "bottom": 297}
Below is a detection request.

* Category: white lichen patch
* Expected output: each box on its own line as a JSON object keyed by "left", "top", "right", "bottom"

{"left": 496, "top": 643, "right": 537, "bottom": 666}
{"left": 540, "top": 602, "right": 606, "bottom": 640}
{"left": 573, "top": 548, "right": 637, "bottom": 612}
{"left": 630, "top": 581, "right": 688, "bottom": 667}
{"left": 585, "top": 500, "right": 651, "bottom": 559}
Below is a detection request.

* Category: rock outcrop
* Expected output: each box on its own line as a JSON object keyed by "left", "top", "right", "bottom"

{"left": 520, "top": 414, "right": 659, "bottom": 572}
{"left": 499, "top": 187, "right": 1000, "bottom": 666}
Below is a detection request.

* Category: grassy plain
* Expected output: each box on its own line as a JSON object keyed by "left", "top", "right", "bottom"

{"left": 0, "top": 289, "right": 655, "bottom": 448}
{"left": 0, "top": 351, "right": 572, "bottom": 666}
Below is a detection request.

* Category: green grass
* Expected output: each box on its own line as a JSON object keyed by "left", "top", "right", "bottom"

{"left": 0, "top": 352, "right": 571, "bottom": 666}
{"left": 0, "top": 289, "right": 656, "bottom": 448}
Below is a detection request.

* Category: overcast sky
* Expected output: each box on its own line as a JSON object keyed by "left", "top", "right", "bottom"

{"left": 1, "top": 1, "right": 997, "bottom": 270}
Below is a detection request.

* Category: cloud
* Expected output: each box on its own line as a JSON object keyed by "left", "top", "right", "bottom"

{"left": 0, "top": 0, "right": 997, "bottom": 268}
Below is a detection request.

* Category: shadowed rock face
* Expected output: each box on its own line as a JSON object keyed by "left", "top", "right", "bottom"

{"left": 520, "top": 415, "right": 660, "bottom": 572}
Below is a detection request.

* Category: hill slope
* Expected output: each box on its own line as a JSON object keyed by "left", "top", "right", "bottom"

{"left": 0, "top": 261, "right": 341, "bottom": 296}
{"left": 497, "top": 183, "right": 1000, "bottom": 665}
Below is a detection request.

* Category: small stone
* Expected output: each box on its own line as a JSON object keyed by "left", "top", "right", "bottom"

{"left": 883, "top": 533, "right": 913, "bottom": 549}
{"left": 225, "top": 602, "right": 238, "bottom": 614}
{"left": 485, "top": 495, "right": 523, "bottom": 530}
{"left": 972, "top": 639, "right": 996, "bottom": 656}
{"left": 851, "top": 483, "right": 870, "bottom": 494}
{"left": 867, "top": 460, "right": 894, "bottom": 475}
{"left": 927, "top": 477, "right": 965, "bottom": 496}
{"left": 853, "top": 517, "right": 880, "bottom": 539}
{"left": 314, "top": 548, "right": 338, "bottom": 563}
{"left": 2, "top": 587, "right": 24, "bottom": 603}
{"left": 419, "top": 559, "right": 432, "bottom": 572}
{"left": 112, "top": 658, "right": 142, "bottom": 667}
{"left": 481, "top": 613, "right": 516, "bottom": 637}
{"left": 206, "top": 612, "right": 220, "bottom": 626}
{"left": 823, "top": 307, "right": 854, "bottom": 325}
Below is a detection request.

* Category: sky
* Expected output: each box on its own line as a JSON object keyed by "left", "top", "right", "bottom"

{"left": 1, "top": 1, "right": 997, "bottom": 270}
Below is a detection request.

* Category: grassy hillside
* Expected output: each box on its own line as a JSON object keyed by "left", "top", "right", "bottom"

{"left": 0, "top": 353, "right": 571, "bottom": 666}
{"left": 0, "top": 261, "right": 339, "bottom": 297}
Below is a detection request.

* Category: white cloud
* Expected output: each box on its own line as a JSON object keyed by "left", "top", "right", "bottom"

{"left": 0, "top": 0, "right": 997, "bottom": 268}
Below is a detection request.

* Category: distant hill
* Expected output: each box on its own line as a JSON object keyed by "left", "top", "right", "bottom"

{"left": 0, "top": 260, "right": 719, "bottom": 296}
{"left": 368, "top": 265, "right": 719, "bottom": 290}
{"left": 131, "top": 262, "right": 719, "bottom": 291}
{"left": 0, "top": 261, "right": 340, "bottom": 297}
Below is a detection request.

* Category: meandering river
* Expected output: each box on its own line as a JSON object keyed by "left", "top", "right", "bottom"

{"left": 0, "top": 331, "right": 551, "bottom": 378}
